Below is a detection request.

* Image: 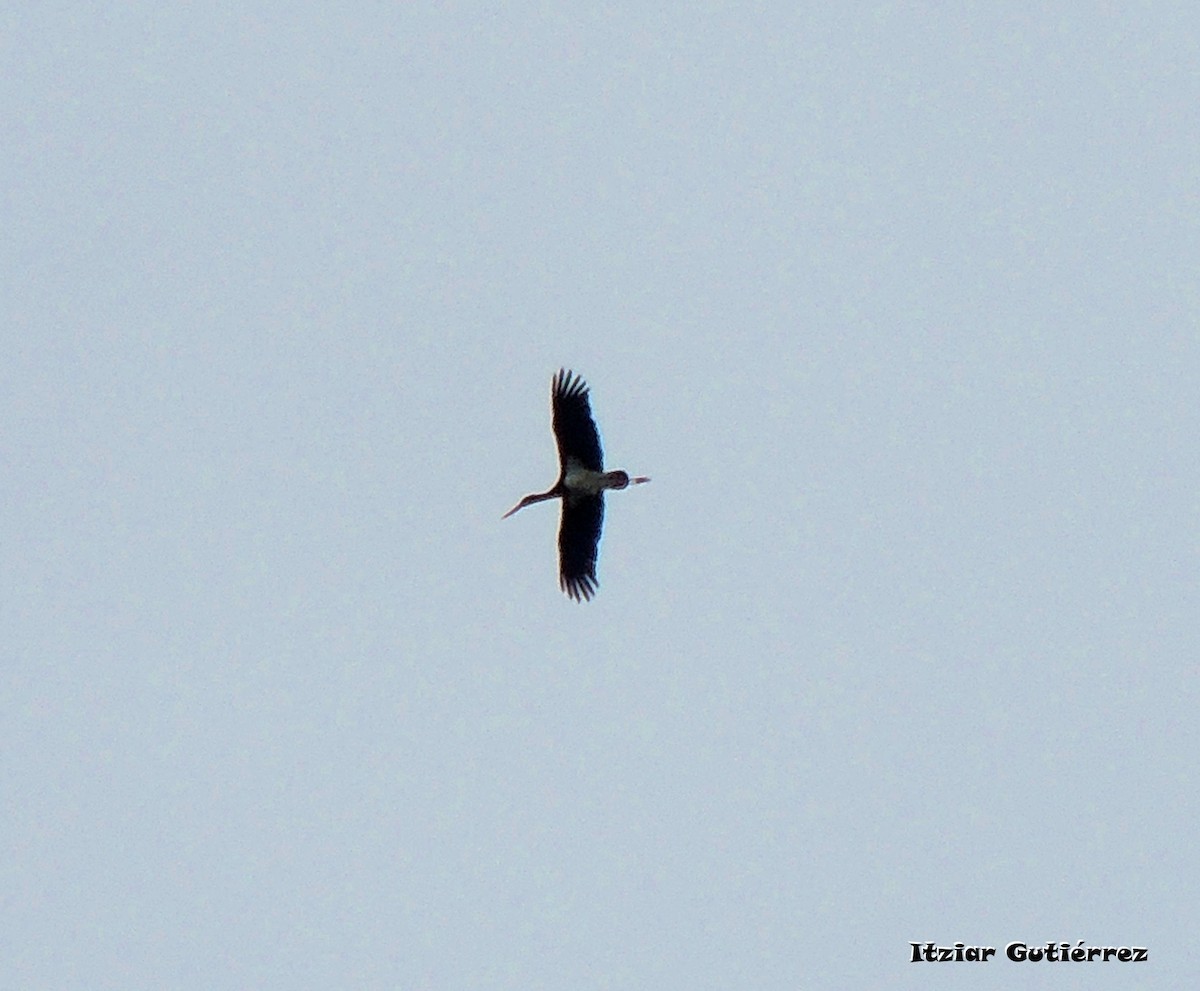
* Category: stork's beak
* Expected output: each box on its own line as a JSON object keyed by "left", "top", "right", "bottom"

{"left": 502, "top": 497, "right": 527, "bottom": 519}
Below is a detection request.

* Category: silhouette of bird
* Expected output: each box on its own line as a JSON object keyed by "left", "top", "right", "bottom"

{"left": 503, "top": 369, "right": 649, "bottom": 601}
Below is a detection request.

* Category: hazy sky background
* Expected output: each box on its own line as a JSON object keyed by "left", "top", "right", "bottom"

{"left": 4, "top": 4, "right": 1197, "bottom": 988}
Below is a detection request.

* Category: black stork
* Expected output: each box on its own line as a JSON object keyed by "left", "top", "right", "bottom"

{"left": 503, "top": 369, "right": 650, "bottom": 601}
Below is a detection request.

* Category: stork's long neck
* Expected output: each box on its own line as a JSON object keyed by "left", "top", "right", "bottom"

{"left": 502, "top": 487, "right": 558, "bottom": 518}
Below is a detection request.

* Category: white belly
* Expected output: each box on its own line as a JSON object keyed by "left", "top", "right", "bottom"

{"left": 564, "top": 462, "right": 609, "bottom": 495}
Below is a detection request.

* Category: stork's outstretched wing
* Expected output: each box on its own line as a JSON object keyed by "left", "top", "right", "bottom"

{"left": 551, "top": 369, "right": 603, "bottom": 472}
{"left": 558, "top": 492, "right": 603, "bottom": 602}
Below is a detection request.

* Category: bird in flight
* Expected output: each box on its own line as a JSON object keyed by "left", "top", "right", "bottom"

{"left": 504, "top": 369, "right": 650, "bottom": 601}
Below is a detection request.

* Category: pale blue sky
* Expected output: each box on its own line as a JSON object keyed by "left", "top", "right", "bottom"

{"left": 3, "top": 5, "right": 1197, "bottom": 988}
